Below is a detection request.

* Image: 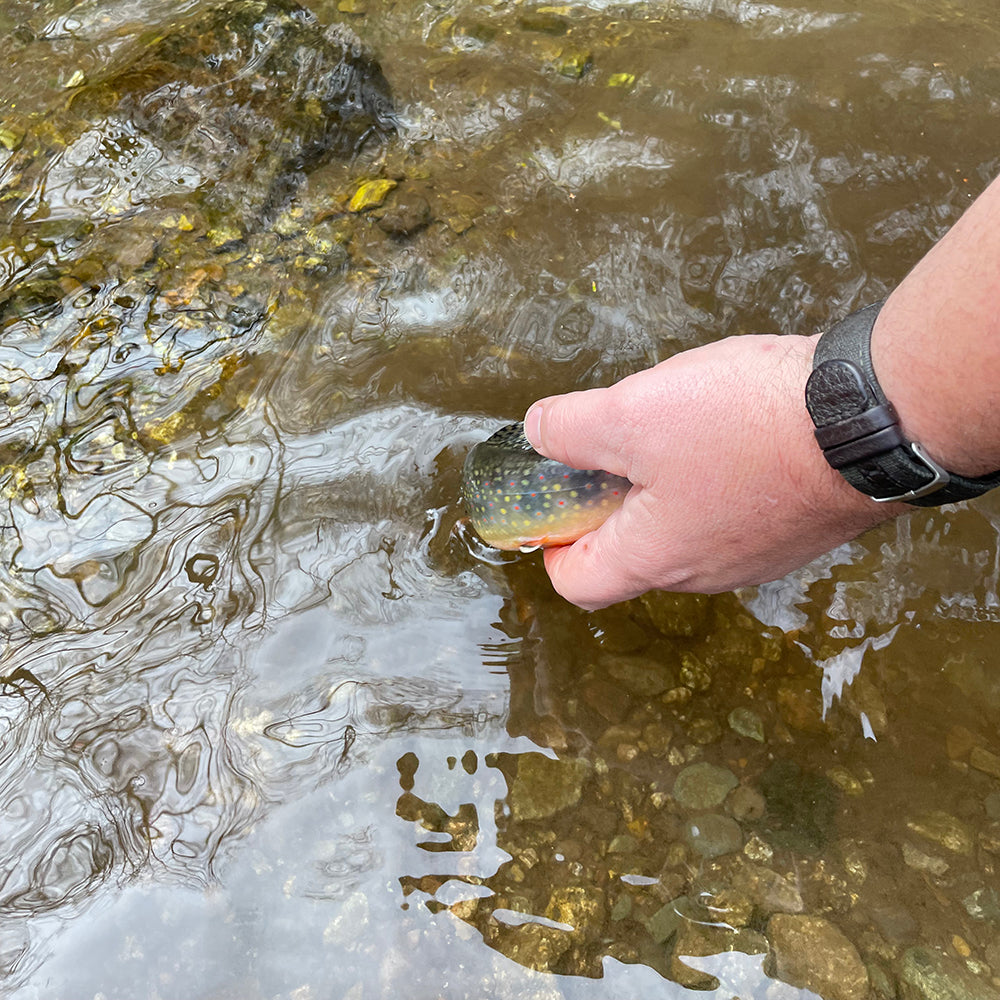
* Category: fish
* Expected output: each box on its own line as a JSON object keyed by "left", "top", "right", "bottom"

{"left": 462, "top": 422, "right": 632, "bottom": 551}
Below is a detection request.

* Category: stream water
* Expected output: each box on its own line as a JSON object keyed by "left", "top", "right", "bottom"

{"left": 1, "top": 1, "right": 1000, "bottom": 997}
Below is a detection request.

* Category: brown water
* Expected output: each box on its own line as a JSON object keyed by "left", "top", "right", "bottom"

{"left": 1, "top": 1, "right": 1000, "bottom": 997}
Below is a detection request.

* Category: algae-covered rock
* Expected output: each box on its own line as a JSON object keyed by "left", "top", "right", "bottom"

{"left": 898, "top": 946, "right": 1000, "bottom": 1000}
{"left": 767, "top": 914, "right": 869, "bottom": 1000}
{"left": 505, "top": 753, "right": 591, "bottom": 821}
{"left": 759, "top": 760, "right": 837, "bottom": 853}
{"left": 69, "top": 0, "right": 394, "bottom": 223}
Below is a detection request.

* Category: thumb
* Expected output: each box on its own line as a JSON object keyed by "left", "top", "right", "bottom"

{"left": 523, "top": 385, "right": 630, "bottom": 477}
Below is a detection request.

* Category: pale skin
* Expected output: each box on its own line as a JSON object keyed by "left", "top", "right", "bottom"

{"left": 524, "top": 172, "right": 1000, "bottom": 610}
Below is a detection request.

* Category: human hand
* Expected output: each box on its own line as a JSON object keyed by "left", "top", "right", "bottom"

{"left": 523, "top": 334, "right": 903, "bottom": 608}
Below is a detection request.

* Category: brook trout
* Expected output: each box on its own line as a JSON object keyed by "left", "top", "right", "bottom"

{"left": 462, "top": 423, "right": 632, "bottom": 551}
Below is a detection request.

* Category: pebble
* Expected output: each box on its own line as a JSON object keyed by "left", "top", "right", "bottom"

{"left": 728, "top": 706, "right": 765, "bottom": 742}
{"left": 985, "top": 791, "right": 1000, "bottom": 820}
{"left": 725, "top": 857, "right": 803, "bottom": 915}
{"left": 901, "top": 842, "right": 949, "bottom": 876}
{"left": 645, "top": 897, "right": 686, "bottom": 944}
{"left": 970, "top": 746, "right": 1000, "bottom": 779}
{"left": 727, "top": 784, "right": 766, "bottom": 822}
{"left": 980, "top": 821, "right": 1000, "bottom": 854}
{"left": 582, "top": 678, "right": 631, "bottom": 724}
{"left": 602, "top": 654, "right": 672, "bottom": 696}
{"left": 963, "top": 887, "right": 1000, "bottom": 922}
{"left": 673, "top": 763, "right": 738, "bottom": 811}
{"left": 641, "top": 591, "right": 713, "bottom": 637}
{"left": 684, "top": 813, "right": 743, "bottom": 858}
{"left": 545, "top": 885, "right": 605, "bottom": 929}
{"left": 906, "top": 810, "right": 974, "bottom": 856}
{"left": 869, "top": 901, "right": 917, "bottom": 945}
{"left": 348, "top": 178, "right": 396, "bottom": 212}
{"left": 776, "top": 680, "right": 828, "bottom": 734}
{"left": 826, "top": 765, "right": 865, "bottom": 796}
{"left": 377, "top": 187, "right": 431, "bottom": 237}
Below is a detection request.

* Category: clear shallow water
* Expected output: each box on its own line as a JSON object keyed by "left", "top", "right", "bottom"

{"left": 1, "top": 1, "right": 1000, "bottom": 997}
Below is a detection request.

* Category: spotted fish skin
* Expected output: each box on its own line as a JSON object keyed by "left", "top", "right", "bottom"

{"left": 462, "top": 422, "right": 632, "bottom": 551}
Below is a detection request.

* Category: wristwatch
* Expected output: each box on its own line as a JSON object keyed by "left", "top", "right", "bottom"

{"left": 804, "top": 300, "right": 1000, "bottom": 506}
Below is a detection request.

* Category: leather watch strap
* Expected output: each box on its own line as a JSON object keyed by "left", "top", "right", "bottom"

{"left": 806, "top": 300, "right": 1000, "bottom": 506}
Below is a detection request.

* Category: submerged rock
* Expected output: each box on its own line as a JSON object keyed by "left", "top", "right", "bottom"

{"left": 673, "top": 763, "right": 738, "bottom": 811}
{"left": 671, "top": 922, "right": 767, "bottom": 991}
{"left": 898, "top": 946, "right": 1000, "bottom": 1000}
{"left": 767, "top": 914, "right": 870, "bottom": 1000}
{"left": 505, "top": 753, "right": 591, "bottom": 821}
{"left": 684, "top": 813, "right": 743, "bottom": 858}
{"left": 68, "top": 0, "right": 394, "bottom": 223}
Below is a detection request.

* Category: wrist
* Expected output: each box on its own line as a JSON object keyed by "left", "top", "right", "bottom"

{"left": 806, "top": 300, "right": 1000, "bottom": 505}
{"left": 872, "top": 294, "right": 997, "bottom": 478}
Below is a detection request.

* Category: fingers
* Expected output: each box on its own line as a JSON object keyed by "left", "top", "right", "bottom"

{"left": 541, "top": 511, "right": 648, "bottom": 610}
{"left": 523, "top": 384, "right": 631, "bottom": 477}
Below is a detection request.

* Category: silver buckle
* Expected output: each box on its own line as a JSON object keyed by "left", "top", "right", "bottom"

{"left": 872, "top": 442, "right": 950, "bottom": 503}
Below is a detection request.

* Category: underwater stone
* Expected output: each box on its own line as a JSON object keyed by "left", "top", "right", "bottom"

{"left": 506, "top": 753, "right": 590, "bottom": 821}
{"left": 70, "top": 0, "right": 394, "bottom": 223}
{"left": 726, "top": 784, "right": 765, "bottom": 822}
{"left": 728, "top": 706, "right": 765, "bottom": 742}
{"left": 641, "top": 591, "right": 712, "bottom": 637}
{"left": 684, "top": 813, "right": 742, "bottom": 858}
{"left": 601, "top": 654, "right": 672, "bottom": 697}
{"left": 767, "top": 914, "right": 869, "bottom": 1000}
{"left": 898, "top": 946, "right": 1000, "bottom": 1000}
{"left": 906, "top": 811, "right": 974, "bottom": 856}
{"left": 671, "top": 922, "right": 767, "bottom": 991}
{"left": 673, "top": 762, "right": 738, "bottom": 811}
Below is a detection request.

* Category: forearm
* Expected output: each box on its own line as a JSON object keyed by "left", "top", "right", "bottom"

{"left": 875, "top": 173, "right": 1000, "bottom": 477}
